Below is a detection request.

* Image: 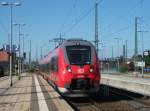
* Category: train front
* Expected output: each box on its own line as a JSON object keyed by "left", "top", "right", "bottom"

{"left": 58, "top": 39, "right": 100, "bottom": 96}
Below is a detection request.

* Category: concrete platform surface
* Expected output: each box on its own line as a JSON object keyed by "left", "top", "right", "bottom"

{"left": 101, "top": 73, "right": 150, "bottom": 96}
{"left": 0, "top": 73, "right": 74, "bottom": 111}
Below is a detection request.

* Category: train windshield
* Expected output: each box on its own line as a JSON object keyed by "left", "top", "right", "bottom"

{"left": 66, "top": 46, "right": 91, "bottom": 65}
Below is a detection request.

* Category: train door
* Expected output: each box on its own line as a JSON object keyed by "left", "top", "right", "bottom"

{"left": 50, "top": 56, "right": 58, "bottom": 84}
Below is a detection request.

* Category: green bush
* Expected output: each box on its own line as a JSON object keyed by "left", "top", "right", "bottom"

{"left": 28, "top": 68, "right": 34, "bottom": 73}
{"left": 145, "top": 56, "right": 150, "bottom": 66}
{"left": 119, "top": 64, "right": 128, "bottom": 73}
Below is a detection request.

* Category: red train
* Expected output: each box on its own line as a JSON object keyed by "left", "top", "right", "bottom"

{"left": 39, "top": 39, "right": 100, "bottom": 96}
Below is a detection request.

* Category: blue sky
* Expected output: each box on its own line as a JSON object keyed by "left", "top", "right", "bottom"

{"left": 0, "top": 0, "right": 150, "bottom": 61}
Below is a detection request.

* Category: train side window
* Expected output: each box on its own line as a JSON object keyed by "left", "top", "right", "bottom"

{"left": 47, "top": 63, "right": 50, "bottom": 74}
{"left": 50, "top": 56, "right": 58, "bottom": 72}
{"left": 50, "top": 59, "right": 52, "bottom": 71}
{"left": 47, "top": 63, "right": 49, "bottom": 72}
{"left": 54, "top": 57, "right": 58, "bottom": 72}
{"left": 50, "top": 58, "right": 53, "bottom": 71}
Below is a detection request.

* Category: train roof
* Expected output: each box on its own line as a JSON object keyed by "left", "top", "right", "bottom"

{"left": 59, "top": 38, "right": 94, "bottom": 48}
{"left": 39, "top": 38, "right": 95, "bottom": 65}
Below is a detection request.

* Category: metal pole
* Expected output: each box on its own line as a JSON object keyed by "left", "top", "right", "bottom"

{"left": 141, "top": 32, "right": 144, "bottom": 78}
{"left": 101, "top": 44, "right": 105, "bottom": 73}
{"left": 101, "top": 46, "right": 103, "bottom": 73}
{"left": 123, "top": 45, "right": 126, "bottom": 63}
{"left": 18, "top": 24, "right": 21, "bottom": 79}
{"left": 95, "top": 2, "right": 99, "bottom": 55}
{"left": 135, "top": 17, "right": 138, "bottom": 56}
{"left": 114, "top": 38, "right": 120, "bottom": 73}
{"left": 137, "top": 30, "right": 147, "bottom": 77}
{"left": 141, "top": 31, "right": 148, "bottom": 77}
{"left": 134, "top": 17, "right": 138, "bottom": 75}
{"left": 117, "top": 39, "right": 120, "bottom": 72}
{"left": 134, "top": 17, "right": 141, "bottom": 74}
{"left": 10, "top": 4, "right": 13, "bottom": 86}
{"left": 125, "top": 40, "right": 128, "bottom": 62}
{"left": 29, "top": 40, "right": 31, "bottom": 68}
{"left": 1, "top": 1, "right": 22, "bottom": 86}
{"left": 22, "top": 34, "right": 24, "bottom": 72}
{"left": 20, "top": 25, "right": 26, "bottom": 72}
{"left": 23, "top": 34, "right": 24, "bottom": 53}
{"left": 14, "top": 23, "right": 21, "bottom": 79}
{"left": 112, "top": 46, "right": 114, "bottom": 59}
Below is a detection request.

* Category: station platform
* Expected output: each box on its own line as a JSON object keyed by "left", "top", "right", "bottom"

{"left": 101, "top": 73, "right": 150, "bottom": 96}
{"left": 0, "top": 73, "right": 74, "bottom": 111}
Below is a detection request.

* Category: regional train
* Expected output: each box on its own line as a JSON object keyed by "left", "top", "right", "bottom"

{"left": 39, "top": 39, "right": 100, "bottom": 96}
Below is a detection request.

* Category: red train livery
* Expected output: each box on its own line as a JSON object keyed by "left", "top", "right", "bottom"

{"left": 39, "top": 39, "right": 100, "bottom": 96}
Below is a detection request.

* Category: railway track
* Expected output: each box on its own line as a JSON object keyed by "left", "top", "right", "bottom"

{"left": 65, "top": 85, "right": 150, "bottom": 111}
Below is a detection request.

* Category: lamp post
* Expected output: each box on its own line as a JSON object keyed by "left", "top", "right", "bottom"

{"left": 13, "top": 23, "right": 25, "bottom": 79}
{"left": 22, "top": 34, "right": 29, "bottom": 54}
{"left": 29, "top": 40, "right": 31, "bottom": 68}
{"left": 22, "top": 34, "right": 28, "bottom": 72}
{"left": 125, "top": 40, "right": 128, "bottom": 62}
{"left": 1, "top": 1, "right": 21, "bottom": 86}
{"left": 99, "top": 43, "right": 104, "bottom": 73}
{"left": 114, "top": 38, "right": 121, "bottom": 73}
{"left": 138, "top": 30, "right": 148, "bottom": 78}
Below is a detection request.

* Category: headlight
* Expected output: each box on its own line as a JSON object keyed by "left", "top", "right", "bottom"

{"left": 89, "top": 65, "right": 94, "bottom": 73}
{"left": 67, "top": 68, "right": 71, "bottom": 72}
{"left": 67, "top": 65, "right": 72, "bottom": 72}
{"left": 90, "top": 68, "right": 93, "bottom": 72}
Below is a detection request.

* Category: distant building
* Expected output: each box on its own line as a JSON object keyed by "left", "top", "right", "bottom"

{"left": 0, "top": 49, "right": 9, "bottom": 62}
{"left": 0, "top": 49, "right": 9, "bottom": 76}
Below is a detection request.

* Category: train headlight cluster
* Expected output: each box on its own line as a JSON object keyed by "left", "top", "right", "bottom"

{"left": 68, "top": 68, "right": 71, "bottom": 72}
{"left": 89, "top": 68, "right": 93, "bottom": 73}
{"left": 89, "top": 65, "right": 94, "bottom": 73}
{"left": 67, "top": 65, "right": 72, "bottom": 72}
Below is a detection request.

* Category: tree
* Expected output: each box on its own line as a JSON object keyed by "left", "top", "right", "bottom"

{"left": 145, "top": 56, "right": 150, "bottom": 67}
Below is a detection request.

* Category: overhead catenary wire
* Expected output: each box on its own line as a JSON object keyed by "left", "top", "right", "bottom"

{"left": 102, "top": 25, "right": 131, "bottom": 39}
{"left": 64, "top": 6, "right": 94, "bottom": 34}
{"left": 63, "top": 0, "right": 103, "bottom": 35}
{"left": 100, "top": 0, "right": 146, "bottom": 49}
{"left": 52, "top": 0, "right": 149, "bottom": 59}
{"left": 62, "top": 0, "right": 142, "bottom": 38}
{"left": 57, "top": 0, "right": 77, "bottom": 35}
{"left": 100, "top": 0, "right": 145, "bottom": 36}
